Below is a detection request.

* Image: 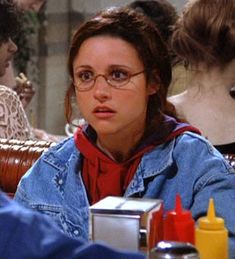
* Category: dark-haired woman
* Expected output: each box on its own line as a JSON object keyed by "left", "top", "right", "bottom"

{"left": 15, "top": 7, "right": 235, "bottom": 256}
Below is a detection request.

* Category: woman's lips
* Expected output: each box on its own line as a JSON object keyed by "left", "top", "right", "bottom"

{"left": 93, "top": 107, "right": 116, "bottom": 119}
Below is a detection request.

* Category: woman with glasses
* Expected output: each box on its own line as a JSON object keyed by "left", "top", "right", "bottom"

{"left": 15, "top": 7, "right": 235, "bottom": 255}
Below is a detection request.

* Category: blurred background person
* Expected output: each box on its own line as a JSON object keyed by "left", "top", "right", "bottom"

{"left": 128, "top": 0, "right": 178, "bottom": 66}
{"left": 128, "top": 0, "right": 187, "bottom": 97}
{"left": 169, "top": 0, "right": 235, "bottom": 154}
{"left": 15, "top": 0, "right": 45, "bottom": 11}
{"left": 0, "top": 0, "right": 62, "bottom": 142}
{"left": 0, "top": 0, "right": 46, "bottom": 108}
{"left": 0, "top": 0, "right": 32, "bottom": 139}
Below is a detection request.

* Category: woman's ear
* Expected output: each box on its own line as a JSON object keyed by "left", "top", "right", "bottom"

{"left": 147, "top": 83, "right": 159, "bottom": 95}
{"left": 147, "top": 70, "right": 160, "bottom": 95}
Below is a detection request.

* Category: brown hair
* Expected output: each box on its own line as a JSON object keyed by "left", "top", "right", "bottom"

{"left": 171, "top": 0, "right": 235, "bottom": 69}
{"left": 0, "top": 0, "right": 20, "bottom": 44}
{"left": 65, "top": 7, "right": 176, "bottom": 135}
{"left": 128, "top": 0, "right": 179, "bottom": 65}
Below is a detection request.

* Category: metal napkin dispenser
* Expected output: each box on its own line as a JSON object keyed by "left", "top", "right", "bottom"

{"left": 90, "top": 196, "right": 162, "bottom": 251}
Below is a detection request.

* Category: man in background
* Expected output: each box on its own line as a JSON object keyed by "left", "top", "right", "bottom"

{"left": 0, "top": 0, "right": 46, "bottom": 107}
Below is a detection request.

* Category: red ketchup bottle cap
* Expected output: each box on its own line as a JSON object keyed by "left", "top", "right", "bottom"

{"left": 163, "top": 194, "right": 195, "bottom": 244}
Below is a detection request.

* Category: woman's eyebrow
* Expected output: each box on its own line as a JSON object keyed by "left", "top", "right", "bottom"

{"left": 108, "top": 64, "right": 132, "bottom": 69}
{"left": 73, "top": 65, "right": 93, "bottom": 70}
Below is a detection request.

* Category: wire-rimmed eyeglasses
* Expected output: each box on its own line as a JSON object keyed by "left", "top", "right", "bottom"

{"left": 73, "top": 70, "right": 145, "bottom": 91}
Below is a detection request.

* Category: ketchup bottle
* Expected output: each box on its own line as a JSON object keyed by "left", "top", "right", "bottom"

{"left": 163, "top": 194, "right": 195, "bottom": 244}
{"left": 148, "top": 203, "right": 164, "bottom": 250}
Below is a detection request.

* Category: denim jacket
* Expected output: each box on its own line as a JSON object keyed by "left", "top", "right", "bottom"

{"left": 14, "top": 132, "right": 235, "bottom": 257}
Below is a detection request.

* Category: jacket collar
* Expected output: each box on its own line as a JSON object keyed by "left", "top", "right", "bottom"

{"left": 124, "top": 138, "right": 175, "bottom": 196}
{"left": 42, "top": 136, "right": 175, "bottom": 190}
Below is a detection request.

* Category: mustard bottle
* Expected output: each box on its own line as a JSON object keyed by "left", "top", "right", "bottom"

{"left": 195, "top": 198, "right": 228, "bottom": 259}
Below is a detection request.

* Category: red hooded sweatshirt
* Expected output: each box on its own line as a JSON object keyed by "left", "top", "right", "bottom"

{"left": 74, "top": 115, "right": 200, "bottom": 204}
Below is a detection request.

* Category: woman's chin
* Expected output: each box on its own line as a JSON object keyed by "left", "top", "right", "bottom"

{"left": 94, "top": 125, "right": 120, "bottom": 137}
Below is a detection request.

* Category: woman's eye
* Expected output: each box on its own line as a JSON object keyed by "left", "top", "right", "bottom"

{"left": 111, "top": 70, "right": 129, "bottom": 81}
{"left": 77, "top": 71, "right": 93, "bottom": 82}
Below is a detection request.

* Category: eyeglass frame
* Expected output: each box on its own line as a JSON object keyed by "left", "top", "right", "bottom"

{"left": 73, "top": 70, "right": 145, "bottom": 91}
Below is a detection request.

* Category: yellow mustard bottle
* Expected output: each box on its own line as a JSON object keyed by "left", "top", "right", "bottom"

{"left": 195, "top": 198, "right": 228, "bottom": 259}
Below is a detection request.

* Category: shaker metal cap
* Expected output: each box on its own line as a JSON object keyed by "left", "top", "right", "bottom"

{"left": 149, "top": 241, "right": 199, "bottom": 259}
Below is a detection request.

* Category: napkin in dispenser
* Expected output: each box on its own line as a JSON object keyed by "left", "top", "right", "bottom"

{"left": 90, "top": 196, "right": 162, "bottom": 251}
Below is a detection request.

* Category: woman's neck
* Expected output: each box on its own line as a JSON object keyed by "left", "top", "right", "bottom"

{"left": 187, "top": 61, "right": 235, "bottom": 97}
{"left": 96, "top": 129, "right": 144, "bottom": 163}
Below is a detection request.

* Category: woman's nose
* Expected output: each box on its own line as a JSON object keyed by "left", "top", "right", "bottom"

{"left": 8, "top": 38, "right": 18, "bottom": 54}
{"left": 93, "top": 76, "right": 112, "bottom": 102}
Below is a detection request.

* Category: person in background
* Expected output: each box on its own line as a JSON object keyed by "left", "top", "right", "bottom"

{"left": 128, "top": 0, "right": 178, "bottom": 66}
{"left": 0, "top": 0, "right": 63, "bottom": 142}
{"left": 128, "top": 0, "right": 186, "bottom": 97}
{"left": 169, "top": 0, "right": 235, "bottom": 154}
{"left": 14, "top": 72, "right": 35, "bottom": 109}
{"left": 0, "top": 0, "right": 33, "bottom": 140}
{"left": 0, "top": 190, "right": 145, "bottom": 259}
{"left": 13, "top": 0, "right": 46, "bottom": 108}
{"left": 0, "top": 0, "right": 45, "bottom": 108}
{"left": 14, "top": 6, "right": 235, "bottom": 257}
{"left": 15, "top": 0, "right": 45, "bottom": 11}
